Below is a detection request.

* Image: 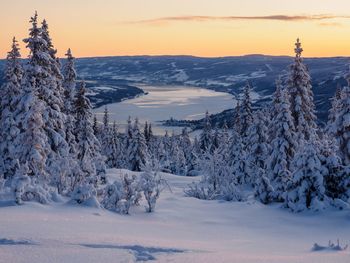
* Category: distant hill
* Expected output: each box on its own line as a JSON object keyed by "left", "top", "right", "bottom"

{"left": 1, "top": 55, "right": 349, "bottom": 121}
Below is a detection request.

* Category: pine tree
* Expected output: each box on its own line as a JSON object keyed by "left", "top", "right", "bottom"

{"left": 92, "top": 114, "right": 99, "bottom": 136}
{"left": 0, "top": 37, "right": 24, "bottom": 181}
{"left": 286, "top": 140, "right": 326, "bottom": 212}
{"left": 74, "top": 81, "right": 106, "bottom": 188}
{"left": 267, "top": 88, "right": 297, "bottom": 201}
{"left": 62, "top": 48, "right": 77, "bottom": 156}
{"left": 199, "top": 111, "right": 212, "bottom": 153}
{"left": 14, "top": 74, "right": 50, "bottom": 189}
{"left": 233, "top": 100, "right": 242, "bottom": 133}
{"left": 127, "top": 118, "right": 149, "bottom": 171}
{"left": 144, "top": 121, "right": 149, "bottom": 142}
{"left": 334, "top": 71, "right": 350, "bottom": 165}
{"left": 317, "top": 135, "right": 348, "bottom": 201}
{"left": 228, "top": 131, "right": 249, "bottom": 185}
{"left": 286, "top": 38, "right": 317, "bottom": 141}
{"left": 23, "top": 12, "right": 71, "bottom": 188}
{"left": 240, "top": 83, "right": 253, "bottom": 137}
{"left": 246, "top": 110, "right": 270, "bottom": 185}
{"left": 327, "top": 85, "right": 343, "bottom": 136}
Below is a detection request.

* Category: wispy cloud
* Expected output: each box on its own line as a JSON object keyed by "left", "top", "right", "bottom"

{"left": 126, "top": 14, "right": 350, "bottom": 25}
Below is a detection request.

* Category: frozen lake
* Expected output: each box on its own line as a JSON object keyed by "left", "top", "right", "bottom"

{"left": 94, "top": 85, "right": 235, "bottom": 135}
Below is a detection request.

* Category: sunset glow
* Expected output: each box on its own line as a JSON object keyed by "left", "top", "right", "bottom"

{"left": 1, "top": 0, "right": 350, "bottom": 58}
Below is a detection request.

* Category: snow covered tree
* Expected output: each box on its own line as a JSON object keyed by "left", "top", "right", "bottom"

{"left": 13, "top": 74, "right": 51, "bottom": 202}
{"left": 199, "top": 111, "right": 212, "bottom": 153}
{"left": 74, "top": 81, "right": 106, "bottom": 189}
{"left": 144, "top": 121, "right": 149, "bottom": 142}
{"left": 92, "top": 114, "right": 99, "bottom": 136}
{"left": 140, "top": 163, "right": 166, "bottom": 212}
{"left": 267, "top": 88, "right": 297, "bottom": 202}
{"left": 0, "top": 37, "right": 24, "bottom": 181}
{"left": 232, "top": 100, "right": 242, "bottom": 133}
{"left": 23, "top": 12, "right": 71, "bottom": 190}
{"left": 327, "top": 85, "right": 343, "bottom": 136}
{"left": 127, "top": 118, "right": 149, "bottom": 171}
{"left": 228, "top": 131, "right": 249, "bottom": 185}
{"left": 286, "top": 140, "right": 326, "bottom": 212}
{"left": 169, "top": 136, "right": 187, "bottom": 175}
{"left": 240, "top": 83, "right": 253, "bottom": 137}
{"left": 317, "top": 135, "right": 348, "bottom": 201}
{"left": 254, "top": 168, "right": 274, "bottom": 204}
{"left": 286, "top": 38, "right": 317, "bottom": 141}
{"left": 246, "top": 110, "right": 270, "bottom": 185}
{"left": 333, "top": 71, "right": 350, "bottom": 165}
{"left": 62, "top": 48, "right": 78, "bottom": 158}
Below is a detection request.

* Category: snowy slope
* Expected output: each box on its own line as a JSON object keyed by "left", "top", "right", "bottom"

{"left": 0, "top": 169, "right": 349, "bottom": 263}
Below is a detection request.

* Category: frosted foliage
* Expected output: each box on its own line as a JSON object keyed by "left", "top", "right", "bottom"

{"left": 287, "top": 39, "right": 317, "bottom": 140}
{"left": 287, "top": 142, "right": 326, "bottom": 212}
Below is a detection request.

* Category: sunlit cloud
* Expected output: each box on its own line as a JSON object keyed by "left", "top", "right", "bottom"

{"left": 126, "top": 14, "right": 350, "bottom": 25}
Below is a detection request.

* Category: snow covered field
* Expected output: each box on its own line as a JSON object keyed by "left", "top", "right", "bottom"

{"left": 1, "top": 169, "right": 349, "bottom": 263}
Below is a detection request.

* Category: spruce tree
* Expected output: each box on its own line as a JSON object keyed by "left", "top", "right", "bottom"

{"left": 246, "top": 110, "right": 270, "bottom": 185}
{"left": 267, "top": 88, "right": 297, "bottom": 201}
{"left": 62, "top": 48, "right": 77, "bottom": 156}
{"left": 74, "top": 81, "right": 106, "bottom": 187}
{"left": 127, "top": 118, "right": 149, "bottom": 171}
{"left": 286, "top": 38, "right": 317, "bottom": 141}
{"left": 286, "top": 140, "right": 326, "bottom": 212}
{"left": 0, "top": 37, "right": 24, "bottom": 181}
{"left": 199, "top": 111, "right": 212, "bottom": 153}
{"left": 334, "top": 71, "right": 350, "bottom": 165}
{"left": 240, "top": 83, "right": 253, "bottom": 137}
{"left": 23, "top": 12, "right": 70, "bottom": 187}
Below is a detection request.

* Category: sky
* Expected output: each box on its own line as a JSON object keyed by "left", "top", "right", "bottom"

{"left": 1, "top": 0, "right": 350, "bottom": 58}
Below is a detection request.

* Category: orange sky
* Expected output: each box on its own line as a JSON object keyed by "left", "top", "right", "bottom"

{"left": 1, "top": 0, "right": 350, "bottom": 58}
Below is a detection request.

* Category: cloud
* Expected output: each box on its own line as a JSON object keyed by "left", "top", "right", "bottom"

{"left": 126, "top": 14, "right": 350, "bottom": 25}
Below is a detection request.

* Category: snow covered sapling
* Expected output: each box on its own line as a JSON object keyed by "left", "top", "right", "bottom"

{"left": 118, "top": 174, "right": 142, "bottom": 214}
{"left": 140, "top": 165, "right": 167, "bottom": 212}
{"left": 254, "top": 168, "right": 274, "bottom": 204}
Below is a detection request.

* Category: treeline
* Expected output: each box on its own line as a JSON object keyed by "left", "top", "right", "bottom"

{"left": 0, "top": 13, "right": 163, "bottom": 213}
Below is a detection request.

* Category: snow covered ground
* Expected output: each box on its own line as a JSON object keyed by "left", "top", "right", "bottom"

{"left": 0, "top": 169, "right": 349, "bottom": 263}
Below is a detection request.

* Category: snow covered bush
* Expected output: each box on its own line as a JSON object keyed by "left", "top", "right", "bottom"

{"left": 12, "top": 162, "right": 51, "bottom": 205}
{"left": 102, "top": 174, "right": 142, "bottom": 214}
{"left": 254, "top": 168, "right": 274, "bottom": 205}
{"left": 71, "top": 183, "right": 98, "bottom": 206}
{"left": 140, "top": 168, "right": 167, "bottom": 212}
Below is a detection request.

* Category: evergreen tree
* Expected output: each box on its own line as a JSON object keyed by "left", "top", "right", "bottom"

{"left": 0, "top": 37, "right": 24, "bottom": 181}
{"left": 233, "top": 100, "right": 242, "bottom": 133}
{"left": 144, "top": 121, "right": 149, "bottom": 142}
{"left": 199, "top": 111, "right": 212, "bottom": 153}
{"left": 327, "top": 84, "right": 343, "bottom": 136}
{"left": 74, "top": 81, "right": 106, "bottom": 188}
{"left": 23, "top": 12, "right": 71, "bottom": 187}
{"left": 246, "top": 110, "right": 270, "bottom": 185}
{"left": 334, "top": 72, "right": 350, "bottom": 165}
{"left": 240, "top": 83, "right": 253, "bottom": 137}
{"left": 228, "top": 131, "right": 249, "bottom": 185}
{"left": 92, "top": 114, "right": 99, "bottom": 136}
{"left": 127, "top": 118, "right": 149, "bottom": 171}
{"left": 62, "top": 48, "right": 77, "bottom": 156}
{"left": 286, "top": 140, "right": 326, "bottom": 212}
{"left": 267, "top": 88, "right": 297, "bottom": 201}
{"left": 286, "top": 38, "right": 317, "bottom": 140}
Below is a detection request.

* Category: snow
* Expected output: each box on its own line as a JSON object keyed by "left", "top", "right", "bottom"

{"left": 1, "top": 168, "right": 349, "bottom": 263}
